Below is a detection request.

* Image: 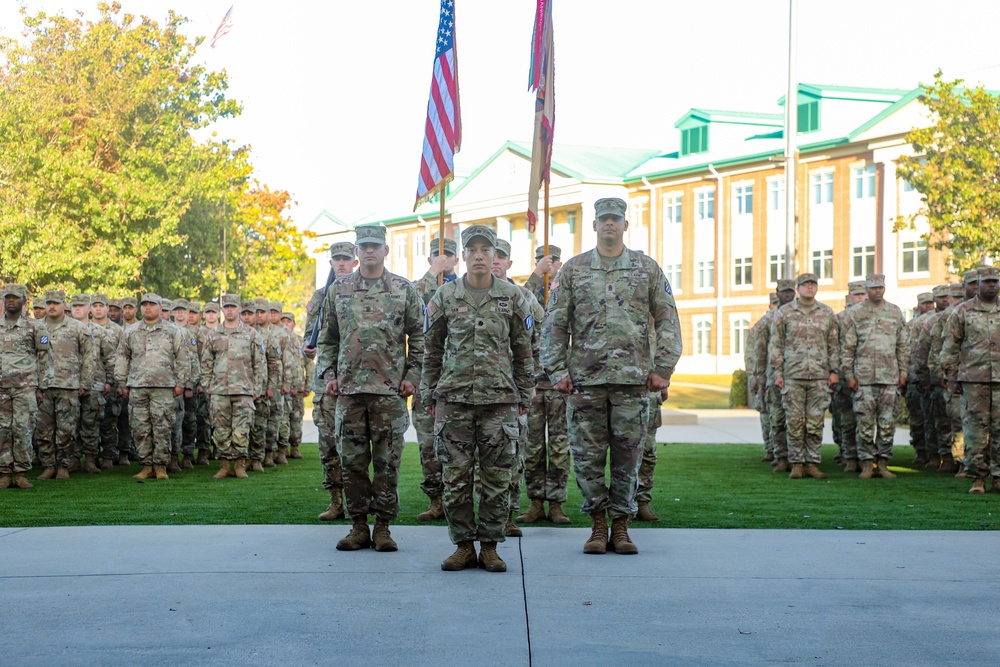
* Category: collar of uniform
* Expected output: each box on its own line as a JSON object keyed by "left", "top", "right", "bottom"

{"left": 350, "top": 270, "right": 389, "bottom": 292}
{"left": 969, "top": 296, "right": 998, "bottom": 311}
{"left": 588, "top": 247, "right": 633, "bottom": 270}
{"left": 3, "top": 316, "right": 26, "bottom": 329}
{"left": 453, "top": 275, "right": 505, "bottom": 302}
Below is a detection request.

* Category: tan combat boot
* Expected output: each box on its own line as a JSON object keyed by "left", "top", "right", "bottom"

{"left": 859, "top": 460, "right": 875, "bottom": 479}
{"left": 263, "top": 452, "right": 276, "bottom": 468}
{"left": 548, "top": 501, "right": 571, "bottom": 525}
{"left": 196, "top": 449, "right": 210, "bottom": 465}
{"left": 924, "top": 454, "right": 940, "bottom": 469}
{"left": 788, "top": 463, "right": 804, "bottom": 479}
{"left": 154, "top": 465, "right": 169, "bottom": 480}
{"left": 83, "top": 454, "right": 101, "bottom": 474}
{"left": 318, "top": 488, "right": 345, "bottom": 521}
{"left": 336, "top": 518, "right": 372, "bottom": 551}
{"left": 610, "top": 516, "right": 638, "bottom": 555}
{"left": 234, "top": 458, "right": 249, "bottom": 479}
{"left": 100, "top": 457, "right": 114, "bottom": 470}
{"left": 478, "top": 541, "right": 507, "bottom": 572}
{"left": 772, "top": 458, "right": 790, "bottom": 473}
{"left": 970, "top": 478, "right": 986, "bottom": 494}
{"left": 251, "top": 460, "right": 265, "bottom": 473}
{"left": 875, "top": 459, "right": 896, "bottom": 479}
{"left": 55, "top": 467, "right": 70, "bottom": 480}
{"left": 118, "top": 454, "right": 130, "bottom": 466}
{"left": 804, "top": 464, "right": 828, "bottom": 479}
{"left": 516, "top": 498, "right": 546, "bottom": 524}
{"left": 417, "top": 496, "right": 444, "bottom": 522}
{"left": 441, "top": 541, "right": 477, "bottom": 571}
{"left": 505, "top": 513, "right": 523, "bottom": 537}
{"left": 372, "top": 519, "right": 398, "bottom": 552}
{"left": 14, "top": 474, "right": 33, "bottom": 489}
{"left": 67, "top": 458, "right": 80, "bottom": 473}
{"left": 167, "top": 455, "right": 182, "bottom": 473}
{"left": 181, "top": 455, "right": 194, "bottom": 470}
{"left": 212, "top": 460, "right": 232, "bottom": 480}
{"left": 939, "top": 454, "right": 958, "bottom": 474}
{"left": 289, "top": 445, "right": 304, "bottom": 459}
{"left": 761, "top": 451, "right": 775, "bottom": 463}
{"left": 275, "top": 446, "right": 288, "bottom": 465}
{"left": 583, "top": 511, "right": 609, "bottom": 555}
{"left": 990, "top": 477, "right": 1000, "bottom": 494}
{"left": 912, "top": 452, "right": 928, "bottom": 467}
{"left": 37, "top": 467, "right": 56, "bottom": 480}
{"left": 0, "top": 474, "right": 11, "bottom": 489}
{"left": 635, "top": 501, "right": 661, "bottom": 522}
{"left": 132, "top": 465, "right": 155, "bottom": 480}
{"left": 843, "top": 459, "right": 860, "bottom": 473}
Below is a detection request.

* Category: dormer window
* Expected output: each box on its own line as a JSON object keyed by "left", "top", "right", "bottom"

{"left": 681, "top": 125, "right": 708, "bottom": 156}
{"left": 797, "top": 100, "right": 819, "bottom": 133}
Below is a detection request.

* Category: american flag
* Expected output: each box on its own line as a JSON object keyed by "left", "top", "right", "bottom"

{"left": 526, "top": 0, "right": 554, "bottom": 233}
{"left": 211, "top": 5, "right": 234, "bottom": 49}
{"left": 414, "top": 0, "right": 462, "bottom": 210}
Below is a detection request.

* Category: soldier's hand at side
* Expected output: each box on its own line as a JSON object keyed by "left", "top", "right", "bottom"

{"left": 303, "top": 346, "right": 317, "bottom": 360}
{"left": 325, "top": 379, "right": 339, "bottom": 396}
{"left": 847, "top": 378, "right": 858, "bottom": 392}
{"left": 281, "top": 387, "right": 289, "bottom": 395}
{"left": 78, "top": 388, "right": 86, "bottom": 397}
{"left": 36, "top": 389, "right": 44, "bottom": 402}
{"left": 660, "top": 388, "right": 669, "bottom": 402}
{"left": 776, "top": 377, "right": 785, "bottom": 390}
{"left": 950, "top": 382, "right": 962, "bottom": 395}
{"left": 553, "top": 378, "right": 574, "bottom": 395}
{"left": 103, "top": 383, "right": 112, "bottom": 395}
{"left": 265, "top": 389, "right": 273, "bottom": 400}
{"left": 398, "top": 380, "right": 416, "bottom": 397}
{"left": 252, "top": 393, "right": 260, "bottom": 401}
{"left": 197, "top": 385, "right": 204, "bottom": 394}
{"left": 647, "top": 372, "right": 669, "bottom": 392}
{"left": 940, "top": 378, "right": 948, "bottom": 388}
{"left": 184, "top": 389, "right": 193, "bottom": 399}
{"left": 828, "top": 372, "right": 839, "bottom": 388}
{"left": 518, "top": 405, "right": 529, "bottom": 415}
{"left": 117, "top": 388, "right": 129, "bottom": 398}
{"left": 897, "top": 374, "right": 906, "bottom": 389}
{"left": 173, "top": 386, "right": 183, "bottom": 397}
{"left": 426, "top": 403, "right": 436, "bottom": 416}
{"left": 533, "top": 256, "right": 554, "bottom": 276}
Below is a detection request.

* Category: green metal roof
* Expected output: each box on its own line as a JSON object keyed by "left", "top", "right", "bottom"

{"left": 304, "top": 209, "right": 353, "bottom": 233}
{"left": 674, "top": 108, "right": 784, "bottom": 129}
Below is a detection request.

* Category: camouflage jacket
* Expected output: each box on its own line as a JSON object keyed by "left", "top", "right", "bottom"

{"left": 44, "top": 315, "right": 97, "bottom": 390}
{"left": 319, "top": 270, "right": 424, "bottom": 396}
{"left": 200, "top": 322, "right": 266, "bottom": 396}
{"left": 185, "top": 323, "right": 207, "bottom": 386}
{"left": 414, "top": 271, "right": 457, "bottom": 305}
{"left": 267, "top": 321, "right": 298, "bottom": 390}
{"left": 840, "top": 300, "right": 909, "bottom": 385}
{"left": 744, "top": 314, "right": 764, "bottom": 389}
{"left": 255, "top": 324, "right": 285, "bottom": 393}
{"left": 114, "top": 320, "right": 191, "bottom": 388}
{"left": 542, "top": 248, "right": 682, "bottom": 387}
{"left": 940, "top": 297, "right": 1000, "bottom": 383}
{"left": 512, "top": 278, "right": 547, "bottom": 386}
{"left": 0, "top": 316, "right": 53, "bottom": 389}
{"left": 86, "top": 322, "right": 117, "bottom": 389}
{"left": 421, "top": 276, "right": 534, "bottom": 408}
{"left": 926, "top": 305, "right": 958, "bottom": 382}
{"left": 288, "top": 330, "right": 309, "bottom": 393}
{"left": 906, "top": 310, "right": 937, "bottom": 383}
{"left": 523, "top": 272, "right": 554, "bottom": 310}
{"left": 769, "top": 299, "right": 840, "bottom": 382}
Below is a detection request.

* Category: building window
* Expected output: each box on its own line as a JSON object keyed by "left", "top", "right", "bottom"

{"left": 697, "top": 260, "right": 715, "bottom": 289}
{"left": 394, "top": 235, "right": 408, "bottom": 276}
{"left": 901, "top": 179, "right": 916, "bottom": 193}
{"left": 664, "top": 195, "right": 682, "bottom": 225}
{"left": 567, "top": 211, "right": 576, "bottom": 234}
{"left": 851, "top": 245, "right": 875, "bottom": 279}
{"left": 693, "top": 316, "right": 713, "bottom": 356}
{"left": 798, "top": 100, "right": 819, "bottom": 133}
{"left": 768, "top": 179, "right": 785, "bottom": 211}
{"left": 902, "top": 240, "right": 929, "bottom": 274}
{"left": 696, "top": 190, "right": 715, "bottom": 221}
{"left": 734, "top": 184, "right": 753, "bottom": 215}
{"left": 769, "top": 253, "right": 786, "bottom": 284}
{"left": 664, "top": 263, "right": 681, "bottom": 293}
{"left": 681, "top": 125, "right": 708, "bottom": 156}
{"left": 812, "top": 249, "right": 833, "bottom": 280}
{"left": 733, "top": 257, "right": 752, "bottom": 287}
{"left": 413, "top": 231, "right": 426, "bottom": 260}
{"left": 810, "top": 172, "right": 833, "bottom": 205}
{"left": 731, "top": 318, "right": 750, "bottom": 356}
{"left": 852, "top": 166, "right": 876, "bottom": 199}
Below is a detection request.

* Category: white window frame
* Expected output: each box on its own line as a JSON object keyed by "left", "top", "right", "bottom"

{"left": 696, "top": 260, "right": 715, "bottom": 292}
{"left": 767, "top": 177, "right": 785, "bottom": 212}
{"left": 810, "top": 169, "right": 834, "bottom": 206}
{"left": 851, "top": 245, "right": 875, "bottom": 280}
{"left": 729, "top": 313, "right": 751, "bottom": 357}
{"left": 768, "top": 253, "right": 786, "bottom": 286}
{"left": 692, "top": 315, "right": 713, "bottom": 357}
{"left": 811, "top": 248, "right": 834, "bottom": 282}
{"left": 663, "top": 263, "right": 682, "bottom": 295}
{"left": 733, "top": 182, "right": 753, "bottom": 217}
{"left": 413, "top": 230, "right": 426, "bottom": 261}
{"left": 900, "top": 239, "right": 930, "bottom": 276}
{"left": 851, "top": 165, "right": 877, "bottom": 199}
{"left": 732, "top": 256, "right": 753, "bottom": 290}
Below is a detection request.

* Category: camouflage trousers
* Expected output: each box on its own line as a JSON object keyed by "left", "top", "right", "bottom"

{"left": 929, "top": 384, "right": 953, "bottom": 457}
{"left": 314, "top": 394, "right": 343, "bottom": 491}
{"left": 831, "top": 382, "right": 858, "bottom": 460}
{"left": 567, "top": 384, "right": 649, "bottom": 520}
{"left": 334, "top": 393, "right": 408, "bottom": 522}
{"left": 0, "top": 387, "right": 38, "bottom": 473}
{"left": 36, "top": 388, "right": 81, "bottom": 468}
{"left": 129, "top": 388, "right": 175, "bottom": 466}
{"left": 781, "top": 379, "right": 831, "bottom": 464}
{"left": 920, "top": 385, "right": 938, "bottom": 459}
{"left": 278, "top": 392, "right": 290, "bottom": 450}
{"left": 767, "top": 383, "right": 788, "bottom": 459}
{"left": 100, "top": 390, "right": 120, "bottom": 461}
{"left": 250, "top": 394, "right": 278, "bottom": 461}
{"left": 853, "top": 384, "right": 898, "bottom": 461}
{"left": 523, "top": 386, "right": 570, "bottom": 502}
{"left": 289, "top": 394, "right": 305, "bottom": 447}
{"left": 76, "top": 389, "right": 104, "bottom": 458}
{"left": 753, "top": 386, "right": 772, "bottom": 453}
{"left": 209, "top": 394, "right": 255, "bottom": 460}
{"left": 195, "top": 392, "right": 211, "bottom": 453}
{"left": 637, "top": 398, "right": 663, "bottom": 503}
{"left": 117, "top": 394, "right": 135, "bottom": 459}
{"left": 170, "top": 394, "right": 184, "bottom": 456}
{"left": 945, "top": 388, "right": 966, "bottom": 462}
{"left": 434, "top": 401, "right": 518, "bottom": 545}
{"left": 904, "top": 383, "right": 927, "bottom": 456}
{"left": 960, "top": 382, "right": 1000, "bottom": 479}
{"left": 506, "top": 413, "right": 529, "bottom": 514}
{"left": 181, "top": 393, "right": 198, "bottom": 456}
{"left": 411, "top": 393, "right": 442, "bottom": 499}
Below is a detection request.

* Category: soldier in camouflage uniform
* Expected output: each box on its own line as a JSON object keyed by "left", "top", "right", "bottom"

{"left": 201, "top": 294, "right": 265, "bottom": 479}
{"left": 251, "top": 297, "right": 288, "bottom": 470}
{"left": 840, "top": 274, "right": 909, "bottom": 479}
{"left": 635, "top": 388, "right": 669, "bottom": 521}
{"left": 90, "top": 294, "right": 123, "bottom": 469}
{"left": 833, "top": 281, "right": 868, "bottom": 471}
{"left": 31, "top": 298, "right": 47, "bottom": 321}
{"left": 746, "top": 293, "right": 778, "bottom": 462}
{"left": 36, "top": 290, "right": 97, "bottom": 480}
{"left": 181, "top": 301, "right": 209, "bottom": 466}
{"left": 911, "top": 285, "right": 951, "bottom": 469}
{"left": 756, "top": 279, "right": 796, "bottom": 472}
{"left": 164, "top": 300, "right": 194, "bottom": 472}
{"left": 116, "top": 296, "right": 139, "bottom": 463}
{"left": 115, "top": 293, "right": 190, "bottom": 480}
{"left": 905, "top": 292, "right": 936, "bottom": 466}
{"left": 268, "top": 301, "right": 298, "bottom": 464}
{"left": 281, "top": 312, "right": 309, "bottom": 459}
{"left": 524, "top": 244, "right": 562, "bottom": 312}
{"left": 67, "top": 294, "right": 110, "bottom": 474}
{"left": 423, "top": 225, "right": 535, "bottom": 573}
{"left": 305, "top": 241, "right": 357, "bottom": 521}
{"left": 121, "top": 296, "right": 138, "bottom": 328}
{"left": 318, "top": 224, "right": 424, "bottom": 553}
{"left": 198, "top": 302, "right": 220, "bottom": 458}
{"left": 769, "top": 273, "right": 840, "bottom": 480}
{"left": 941, "top": 266, "right": 1000, "bottom": 493}
{"left": 0, "top": 284, "right": 53, "bottom": 490}
{"left": 544, "top": 198, "right": 681, "bottom": 556}
{"left": 412, "top": 236, "right": 459, "bottom": 521}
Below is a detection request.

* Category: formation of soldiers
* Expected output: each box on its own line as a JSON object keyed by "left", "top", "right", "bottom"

{"left": 0, "top": 287, "right": 309, "bottom": 487}
{"left": 746, "top": 266, "right": 1000, "bottom": 492}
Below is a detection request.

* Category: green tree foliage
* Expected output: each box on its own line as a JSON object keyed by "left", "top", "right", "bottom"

{"left": 0, "top": 2, "right": 313, "bottom": 303}
{"left": 896, "top": 71, "right": 1000, "bottom": 272}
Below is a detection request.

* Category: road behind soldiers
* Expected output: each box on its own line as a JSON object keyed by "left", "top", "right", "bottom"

{"left": 3, "top": 411, "right": 983, "bottom": 666}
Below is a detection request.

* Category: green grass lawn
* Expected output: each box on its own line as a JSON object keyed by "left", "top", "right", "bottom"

{"left": 666, "top": 386, "right": 730, "bottom": 410}
{"left": 1, "top": 443, "right": 996, "bottom": 530}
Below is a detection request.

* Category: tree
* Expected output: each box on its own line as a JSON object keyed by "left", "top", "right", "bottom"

{"left": 896, "top": 71, "right": 1000, "bottom": 272}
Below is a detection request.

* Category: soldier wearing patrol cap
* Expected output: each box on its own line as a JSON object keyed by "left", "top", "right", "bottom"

{"left": 250, "top": 297, "right": 286, "bottom": 470}
{"left": 544, "top": 197, "right": 681, "bottom": 556}
{"left": 90, "top": 293, "right": 123, "bottom": 469}
{"left": 185, "top": 301, "right": 212, "bottom": 464}
{"left": 746, "top": 293, "right": 780, "bottom": 464}
{"left": 525, "top": 244, "right": 562, "bottom": 308}
{"left": 166, "top": 299, "right": 196, "bottom": 472}
{"left": 31, "top": 298, "right": 47, "bottom": 321}
{"left": 68, "top": 294, "right": 112, "bottom": 474}
{"left": 904, "top": 291, "right": 936, "bottom": 466}
{"left": 754, "top": 278, "right": 796, "bottom": 471}
{"left": 832, "top": 281, "right": 868, "bottom": 471}
{"left": 281, "top": 311, "right": 309, "bottom": 459}
{"left": 911, "top": 285, "right": 952, "bottom": 469}
{"left": 268, "top": 300, "right": 298, "bottom": 464}
{"left": 121, "top": 296, "right": 138, "bottom": 329}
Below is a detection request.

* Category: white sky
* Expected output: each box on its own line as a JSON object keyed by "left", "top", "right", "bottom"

{"left": 4, "top": 0, "right": 1000, "bottom": 231}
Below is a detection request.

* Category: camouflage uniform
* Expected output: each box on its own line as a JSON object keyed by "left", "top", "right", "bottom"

{"left": 831, "top": 283, "right": 867, "bottom": 462}
{"left": 114, "top": 295, "right": 190, "bottom": 467}
{"left": 927, "top": 283, "right": 970, "bottom": 465}
{"left": 317, "top": 258, "right": 424, "bottom": 522}
{"left": 116, "top": 297, "right": 138, "bottom": 460}
{"left": 752, "top": 280, "right": 795, "bottom": 463}
{"left": 0, "top": 285, "right": 53, "bottom": 476}
{"left": 924, "top": 292, "right": 958, "bottom": 460}
{"left": 267, "top": 301, "right": 298, "bottom": 459}
{"left": 70, "top": 295, "right": 113, "bottom": 466}
{"left": 904, "top": 293, "right": 935, "bottom": 462}
{"left": 250, "top": 303, "right": 285, "bottom": 465}
{"left": 911, "top": 287, "right": 950, "bottom": 465}
{"left": 421, "top": 227, "right": 535, "bottom": 546}
{"left": 90, "top": 294, "right": 123, "bottom": 465}
{"left": 282, "top": 314, "right": 308, "bottom": 451}
{"left": 306, "top": 286, "right": 344, "bottom": 494}
{"left": 745, "top": 303, "right": 774, "bottom": 456}
{"left": 181, "top": 304, "right": 207, "bottom": 462}
{"left": 636, "top": 392, "right": 664, "bottom": 503}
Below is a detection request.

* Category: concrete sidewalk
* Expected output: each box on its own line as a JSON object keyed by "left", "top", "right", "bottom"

{"left": 1, "top": 525, "right": 995, "bottom": 666}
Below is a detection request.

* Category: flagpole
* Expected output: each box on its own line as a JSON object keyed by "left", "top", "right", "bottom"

{"left": 438, "top": 192, "right": 446, "bottom": 287}
{"left": 543, "top": 180, "right": 550, "bottom": 306}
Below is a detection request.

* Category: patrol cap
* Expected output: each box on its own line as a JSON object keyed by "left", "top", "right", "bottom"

{"left": 253, "top": 297, "right": 269, "bottom": 312}
{"left": 268, "top": 300, "right": 283, "bottom": 312}
{"left": 354, "top": 224, "right": 387, "bottom": 246}
{"left": 44, "top": 289, "right": 66, "bottom": 304}
{"left": 796, "top": 273, "right": 819, "bottom": 286}
{"left": 594, "top": 197, "right": 627, "bottom": 218}
{"left": 865, "top": 273, "right": 886, "bottom": 288}
{"left": 979, "top": 266, "right": 1000, "bottom": 281}
{"left": 769, "top": 292, "right": 779, "bottom": 305}
{"left": 171, "top": 298, "right": 189, "bottom": 311}
{"left": 139, "top": 292, "right": 161, "bottom": 306}
{"left": 90, "top": 293, "right": 109, "bottom": 306}
{"left": 69, "top": 293, "right": 91, "bottom": 307}
{"left": 3, "top": 283, "right": 27, "bottom": 299}
{"left": 917, "top": 292, "right": 934, "bottom": 304}
{"left": 241, "top": 301, "right": 255, "bottom": 314}
{"left": 848, "top": 281, "right": 868, "bottom": 296}
{"left": 948, "top": 283, "right": 965, "bottom": 297}
{"left": 220, "top": 294, "right": 240, "bottom": 307}
{"left": 931, "top": 285, "right": 949, "bottom": 298}
{"left": 122, "top": 297, "right": 137, "bottom": 308}
{"left": 329, "top": 241, "right": 356, "bottom": 259}
{"left": 429, "top": 237, "right": 458, "bottom": 256}
{"left": 281, "top": 311, "right": 295, "bottom": 322}
{"left": 33, "top": 297, "right": 46, "bottom": 309}
{"left": 461, "top": 224, "right": 497, "bottom": 248}
{"left": 496, "top": 239, "right": 512, "bottom": 257}
{"left": 776, "top": 279, "right": 796, "bottom": 292}
{"left": 108, "top": 298, "right": 122, "bottom": 309}
{"left": 187, "top": 301, "right": 202, "bottom": 313}
{"left": 160, "top": 299, "right": 172, "bottom": 311}
{"left": 203, "top": 301, "right": 220, "bottom": 313}
{"left": 964, "top": 269, "right": 980, "bottom": 284}
{"left": 535, "top": 244, "right": 562, "bottom": 261}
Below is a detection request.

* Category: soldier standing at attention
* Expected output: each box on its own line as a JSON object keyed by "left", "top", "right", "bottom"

{"left": 69, "top": 294, "right": 112, "bottom": 474}
{"left": 905, "top": 292, "right": 936, "bottom": 466}
{"left": 90, "top": 294, "right": 122, "bottom": 469}
{"left": 117, "top": 296, "right": 139, "bottom": 463}
{"left": 305, "top": 242, "right": 357, "bottom": 521}
{"left": 524, "top": 245, "right": 562, "bottom": 311}
{"left": 833, "top": 281, "right": 868, "bottom": 472}
{"left": 201, "top": 294, "right": 265, "bottom": 479}
{"left": 0, "top": 284, "right": 53, "bottom": 490}
{"left": 107, "top": 298, "right": 123, "bottom": 326}
{"left": 121, "top": 297, "right": 138, "bottom": 329}
{"left": 912, "top": 286, "right": 951, "bottom": 469}
{"left": 840, "top": 274, "right": 909, "bottom": 479}
{"left": 281, "top": 312, "right": 309, "bottom": 460}
{"left": 760, "top": 280, "right": 796, "bottom": 472}
{"left": 769, "top": 273, "right": 840, "bottom": 480}
{"left": 186, "top": 302, "right": 212, "bottom": 465}
{"left": 319, "top": 224, "right": 424, "bottom": 553}
{"left": 412, "top": 236, "right": 459, "bottom": 522}
{"left": 268, "top": 301, "right": 297, "bottom": 465}
{"left": 746, "top": 292, "right": 778, "bottom": 463}
{"left": 422, "top": 225, "right": 535, "bottom": 572}
{"left": 251, "top": 297, "right": 285, "bottom": 470}
{"left": 31, "top": 298, "right": 47, "bottom": 321}
{"left": 115, "top": 294, "right": 189, "bottom": 481}
{"left": 941, "top": 267, "right": 1000, "bottom": 493}
{"left": 544, "top": 198, "right": 681, "bottom": 555}
{"left": 36, "top": 290, "right": 96, "bottom": 480}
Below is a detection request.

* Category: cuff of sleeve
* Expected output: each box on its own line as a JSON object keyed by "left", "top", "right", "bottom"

{"left": 419, "top": 392, "right": 433, "bottom": 407}
{"left": 547, "top": 370, "right": 569, "bottom": 386}
{"left": 653, "top": 367, "right": 673, "bottom": 382}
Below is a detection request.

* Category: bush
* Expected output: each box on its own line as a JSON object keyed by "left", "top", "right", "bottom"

{"left": 730, "top": 370, "right": 748, "bottom": 408}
